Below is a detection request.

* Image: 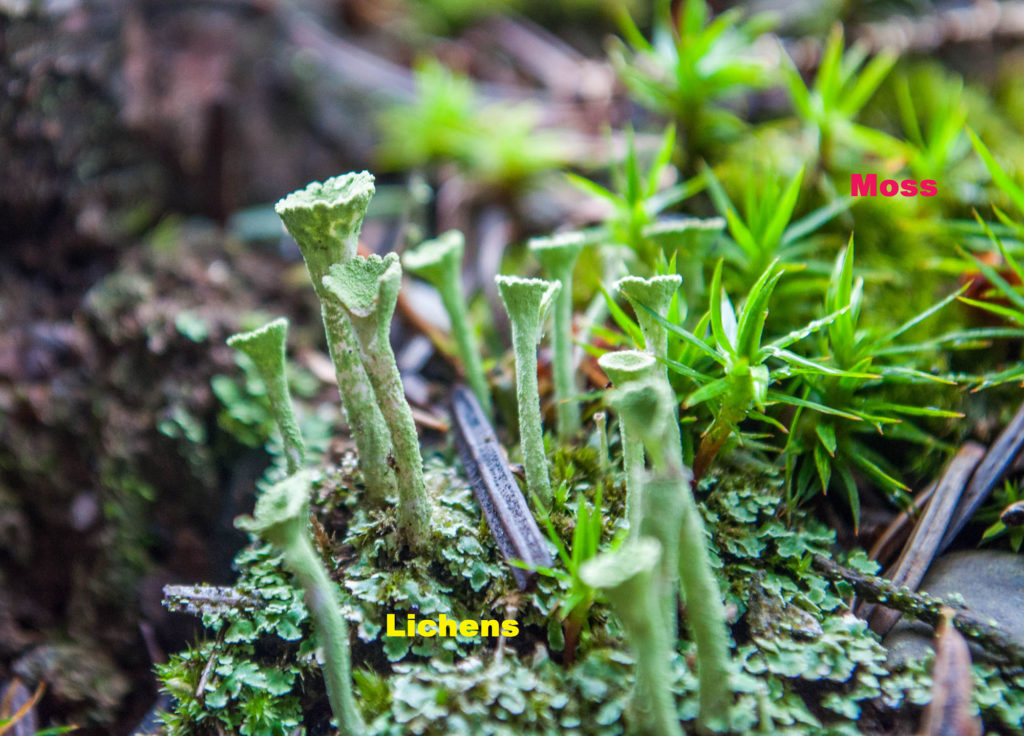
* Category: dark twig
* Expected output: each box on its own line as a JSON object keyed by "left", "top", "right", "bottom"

{"left": 451, "top": 384, "right": 553, "bottom": 590}
{"left": 941, "top": 401, "right": 1024, "bottom": 552}
{"left": 813, "top": 555, "right": 1024, "bottom": 670}
{"left": 866, "top": 442, "right": 985, "bottom": 635}
{"left": 162, "top": 584, "right": 253, "bottom": 617}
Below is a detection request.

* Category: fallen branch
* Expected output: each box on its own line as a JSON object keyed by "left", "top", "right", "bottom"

{"left": 812, "top": 555, "right": 1024, "bottom": 671}
{"left": 162, "top": 584, "right": 253, "bottom": 618}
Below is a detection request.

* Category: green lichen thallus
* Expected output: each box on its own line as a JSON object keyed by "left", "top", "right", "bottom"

{"left": 451, "top": 384, "right": 553, "bottom": 590}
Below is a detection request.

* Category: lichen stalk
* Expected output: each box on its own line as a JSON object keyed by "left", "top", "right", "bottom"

{"left": 274, "top": 172, "right": 396, "bottom": 501}
{"left": 323, "top": 253, "right": 430, "bottom": 550}
{"left": 580, "top": 538, "right": 682, "bottom": 736}
{"left": 227, "top": 318, "right": 306, "bottom": 474}
{"left": 610, "top": 376, "right": 732, "bottom": 730}
{"left": 607, "top": 373, "right": 680, "bottom": 641}
{"left": 402, "top": 230, "right": 491, "bottom": 417}
{"left": 495, "top": 275, "right": 561, "bottom": 506}
{"left": 529, "top": 232, "right": 586, "bottom": 441}
{"left": 598, "top": 350, "right": 658, "bottom": 536}
{"left": 594, "top": 411, "right": 610, "bottom": 473}
{"left": 235, "top": 471, "right": 363, "bottom": 734}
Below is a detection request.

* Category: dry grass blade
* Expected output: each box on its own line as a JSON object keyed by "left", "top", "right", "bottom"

{"left": 0, "top": 679, "right": 45, "bottom": 736}
{"left": 916, "top": 607, "right": 981, "bottom": 736}
{"left": 868, "top": 481, "right": 936, "bottom": 568}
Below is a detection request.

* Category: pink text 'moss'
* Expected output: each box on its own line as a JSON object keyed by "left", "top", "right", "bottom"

{"left": 851, "top": 173, "right": 937, "bottom": 197}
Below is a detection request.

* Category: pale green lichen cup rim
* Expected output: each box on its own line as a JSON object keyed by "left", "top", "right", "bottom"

{"left": 598, "top": 350, "right": 657, "bottom": 382}
{"left": 614, "top": 274, "right": 683, "bottom": 296}
{"left": 402, "top": 230, "right": 464, "bottom": 275}
{"left": 323, "top": 253, "right": 402, "bottom": 319}
{"left": 495, "top": 275, "right": 561, "bottom": 323}
{"left": 580, "top": 536, "right": 661, "bottom": 589}
{"left": 226, "top": 316, "right": 289, "bottom": 352}
{"left": 527, "top": 231, "right": 587, "bottom": 264}
{"left": 274, "top": 171, "right": 376, "bottom": 216}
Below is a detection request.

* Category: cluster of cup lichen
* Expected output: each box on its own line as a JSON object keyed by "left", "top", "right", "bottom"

{"left": 150, "top": 153, "right": 1024, "bottom": 735}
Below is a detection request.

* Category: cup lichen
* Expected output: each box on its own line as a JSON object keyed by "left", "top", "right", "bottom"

{"left": 323, "top": 253, "right": 431, "bottom": 550}
{"left": 615, "top": 274, "right": 683, "bottom": 369}
{"left": 402, "top": 230, "right": 492, "bottom": 417}
{"left": 235, "top": 470, "right": 364, "bottom": 735}
{"left": 529, "top": 231, "right": 586, "bottom": 441}
{"left": 598, "top": 350, "right": 658, "bottom": 534}
{"left": 226, "top": 317, "right": 306, "bottom": 474}
{"left": 606, "top": 374, "right": 681, "bottom": 642}
{"left": 579, "top": 537, "right": 682, "bottom": 736}
{"left": 607, "top": 375, "right": 732, "bottom": 730}
{"left": 495, "top": 275, "right": 561, "bottom": 505}
{"left": 274, "top": 172, "right": 396, "bottom": 501}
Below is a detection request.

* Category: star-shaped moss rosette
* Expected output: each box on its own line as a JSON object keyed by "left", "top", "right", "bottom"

{"left": 323, "top": 253, "right": 430, "bottom": 551}
{"left": 615, "top": 274, "right": 683, "bottom": 370}
{"left": 580, "top": 537, "right": 682, "bottom": 736}
{"left": 274, "top": 173, "right": 395, "bottom": 502}
{"left": 495, "top": 275, "right": 561, "bottom": 506}
{"left": 227, "top": 318, "right": 305, "bottom": 474}
{"left": 235, "top": 471, "right": 364, "bottom": 734}
{"left": 529, "top": 231, "right": 587, "bottom": 441}
{"left": 402, "top": 230, "right": 492, "bottom": 417}
{"left": 597, "top": 350, "right": 658, "bottom": 535}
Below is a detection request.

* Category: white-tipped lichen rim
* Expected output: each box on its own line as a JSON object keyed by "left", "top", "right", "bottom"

{"left": 598, "top": 350, "right": 657, "bottom": 376}
{"left": 527, "top": 230, "right": 589, "bottom": 252}
{"left": 274, "top": 171, "right": 375, "bottom": 215}
{"left": 402, "top": 230, "right": 464, "bottom": 274}
{"left": 641, "top": 216, "right": 725, "bottom": 235}
{"left": 614, "top": 274, "right": 683, "bottom": 297}
{"left": 579, "top": 537, "right": 661, "bottom": 589}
